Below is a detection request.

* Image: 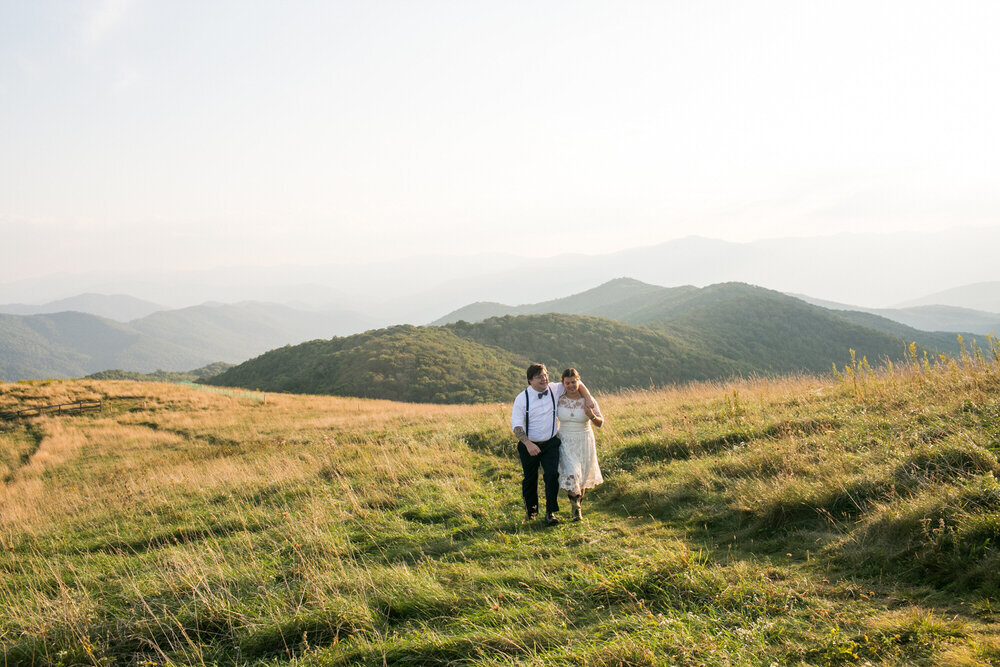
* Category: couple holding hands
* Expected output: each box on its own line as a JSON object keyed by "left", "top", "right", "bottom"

{"left": 511, "top": 363, "right": 604, "bottom": 525}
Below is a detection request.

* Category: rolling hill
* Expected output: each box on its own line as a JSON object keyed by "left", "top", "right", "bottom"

{"left": 899, "top": 280, "right": 1000, "bottom": 312}
{"left": 206, "top": 313, "right": 760, "bottom": 403}
{"left": 792, "top": 293, "right": 1000, "bottom": 335}
{"left": 0, "top": 302, "right": 378, "bottom": 382}
{"left": 0, "top": 293, "right": 164, "bottom": 321}
{"left": 646, "top": 283, "right": 928, "bottom": 375}
{"left": 437, "top": 280, "right": 968, "bottom": 374}
{"left": 430, "top": 277, "right": 697, "bottom": 325}
{"left": 85, "top": 362, "right": 234, "bottom": 383}
{"left": 206, "top": 325, "right": 529, "bottom": 403}
{"left": 129, "top": 302, "right": 376, "bottom": 364}
{"left": 208, "top": 296, "right": 931, "bottom": 403}
{"left": 0, "top": 312, "right": 209, "bottom": 380}
{"left": 445, "top": 313, "right": 752, "bottom": 389}
{"left": 1, "top": 279, "right": 978, "bottom": 388}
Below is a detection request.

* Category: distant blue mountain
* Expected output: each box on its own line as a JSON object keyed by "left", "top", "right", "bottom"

{"left": 0, "top": 293, "right": 164, "bottom": 321}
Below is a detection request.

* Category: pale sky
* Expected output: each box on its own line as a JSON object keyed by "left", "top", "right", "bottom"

{"left": 2, "top": 1, "right": 998, "bottom": 282}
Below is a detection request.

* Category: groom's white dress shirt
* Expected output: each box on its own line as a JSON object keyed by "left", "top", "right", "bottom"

{"left": 511, "top": 382, "right": 566, "bottom": 443}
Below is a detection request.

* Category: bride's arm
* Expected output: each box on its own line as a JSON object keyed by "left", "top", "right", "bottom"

{"left": 578, "top": 382, "right": 597, "bottom": 411}
{"left": 584, "top": 401, "right": 604, "bottom": 428}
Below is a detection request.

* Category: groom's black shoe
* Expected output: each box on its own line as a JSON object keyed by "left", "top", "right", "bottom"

{"left": 545, "top": 512, "right": 560, "bottom": 526}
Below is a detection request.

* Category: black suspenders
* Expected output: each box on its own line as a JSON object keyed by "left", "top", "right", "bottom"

{"left": 524, "top": 387, "right": 557, "bottom": 441}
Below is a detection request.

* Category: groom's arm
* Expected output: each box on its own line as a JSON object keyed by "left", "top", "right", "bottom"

{"left": 513, "top": 426, "right": 540, "bottom": 456}
{"left": 511, "top": 393, "right": 541, "bottom": 456}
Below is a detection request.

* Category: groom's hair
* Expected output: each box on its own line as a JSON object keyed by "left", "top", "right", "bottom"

{"left": 526, "top": 363, "right": 547, "bottom": 382}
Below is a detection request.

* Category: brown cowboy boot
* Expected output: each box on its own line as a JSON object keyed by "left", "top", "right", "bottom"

{"left": 569, "top": 494, "right": 582, "bottom": 521}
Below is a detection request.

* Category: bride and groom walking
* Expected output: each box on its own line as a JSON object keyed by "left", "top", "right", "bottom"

{"left": 511, "top": 363, "right": 604, "bottom": 525}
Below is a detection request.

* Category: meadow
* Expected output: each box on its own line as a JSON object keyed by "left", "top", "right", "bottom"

{"left": 2, "top": 340, "right": 1000, "bottom": 665}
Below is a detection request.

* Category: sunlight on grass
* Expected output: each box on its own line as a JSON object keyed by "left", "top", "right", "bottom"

{"left": 2, "top": 341, "right": 1000, "bottom": 664}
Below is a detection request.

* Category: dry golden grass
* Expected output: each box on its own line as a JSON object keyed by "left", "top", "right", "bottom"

{"left": 2, "top": 355, "right": 1000, "bottom": 665}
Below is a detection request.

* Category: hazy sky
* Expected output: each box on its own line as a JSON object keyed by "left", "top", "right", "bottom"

{"left": 2, "top": 1, "right": 998, "bottom": 282}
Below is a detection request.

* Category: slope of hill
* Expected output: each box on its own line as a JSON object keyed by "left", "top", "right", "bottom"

{"left": 0, "top": 301, "right": 379, "bottom": 381}
{"left": 431, "top": 277, "right": 695, "bottom": 325}
{"left": 6, "top": 228, "right": 998, "bottom": 320}
{"left": 792, "top": 293, "right": 1000, "bottom": 335}
{"left": 0, "top": 293, "right": 165, "bottom": 321}
{"left": 446, "top": 313, "right": 752, "bottom": 389}
{"left": 0, "top": 312, "right": 210, "bottom": 380}
{"left": 438, "top": 280, "right": 937, "bottom": 378}
{"left": 129, "top": 302, "right": 377, "bottom": 363}
{"left": 898, "top": 281, "right": 1000, "bottom": 313}
{"left": 829, "top": 310, "right": 976, "bottom": 354}
{"left": 207, "top": 325, "right": 529, "bottom": 403}
{"left": 869, "top": 305, "right": 1000, "bottom": 336}
{"left": 647, "top": 283, "right": 942, "bottom": 374}
{"left": 85, "top": 362, "right": 234, "bottom": 382}
{"left": 207, "top": 314, "right": 760, "bottom": 403}
{"left": 209, "top": 302, "right": 909, "bottom": 404}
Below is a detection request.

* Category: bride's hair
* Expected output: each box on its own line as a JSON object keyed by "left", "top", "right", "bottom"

{"left": 561, "top": 368, "right": 581, "bottom": 381}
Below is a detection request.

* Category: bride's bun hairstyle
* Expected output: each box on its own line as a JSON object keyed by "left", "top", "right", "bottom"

{"left": 561, "top": 368, "right": 581, "bottom": 381}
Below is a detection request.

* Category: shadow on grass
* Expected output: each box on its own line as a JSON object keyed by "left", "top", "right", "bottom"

{"left": 607, "top": 417, "right": 843, "bottom": 472}
{"left": 71, "top": 518, "right": 268, "bottom": 556}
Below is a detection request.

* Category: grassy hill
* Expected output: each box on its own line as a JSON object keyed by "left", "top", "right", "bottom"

{"left": 3, "top": 342, "right": 1000, "bottom": 664}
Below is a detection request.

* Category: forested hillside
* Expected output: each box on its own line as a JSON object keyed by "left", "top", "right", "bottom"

{"left": 0, "top": 302, "right": 375, "bottom": 381}
{"left": 446, "top": 313, "right": 752, "bottom": 389}
{"left": 207, "top": 325, "right": 528, "bottom": 403}
{"left": 0, "top": 312, "right": 208, "bottom": 380}
{"left": 439, "top": 279, "right": 975, "bottom": 365}
{"left": 129, "top": 302, "right": 374, "bottom": 363}
{"left": 208, "top": 315, "right": 760, "bottom": 403}
{"left": 86, "top": 362, "right": 234, "bottom": 383}
{"left": 208, "top": 305, "right": 926, "bottom": 403}
{"left": 647, "top": 283, "right": 923, "bottom": 375}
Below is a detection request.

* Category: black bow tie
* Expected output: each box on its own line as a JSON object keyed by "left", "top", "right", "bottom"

{"left": 537, "top": 390, "right": 548, "bottom": 398}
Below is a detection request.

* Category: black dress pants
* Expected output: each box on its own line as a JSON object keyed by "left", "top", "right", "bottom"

{"left": 518, "top": 436, "right": 561, "bottom": 516}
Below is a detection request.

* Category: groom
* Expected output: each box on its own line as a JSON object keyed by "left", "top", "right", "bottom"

{"left": 511, "top": 363, "right": 595, "bottom": 525}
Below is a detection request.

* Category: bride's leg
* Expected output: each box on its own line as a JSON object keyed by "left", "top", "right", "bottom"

{"left": 569, "top": 492, "right": 582, "bottom": 521}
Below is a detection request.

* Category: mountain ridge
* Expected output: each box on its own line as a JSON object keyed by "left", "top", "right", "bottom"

{"left": 207, "top": 283, "right": 953, "bottom": 403}
{"left": 3, "top": 229, "right": 998, "bottom": 319}
{"left": 0, "top": 293, "right": 164, "bottom": 321}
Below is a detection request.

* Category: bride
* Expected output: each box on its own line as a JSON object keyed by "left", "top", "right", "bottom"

{"left": 556, "top": 368, "right": 604, "bottom": 521}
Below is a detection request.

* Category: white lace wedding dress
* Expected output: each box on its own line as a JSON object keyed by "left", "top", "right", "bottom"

{"left": 557, "top": 396, "right": 603, "bottom": 496}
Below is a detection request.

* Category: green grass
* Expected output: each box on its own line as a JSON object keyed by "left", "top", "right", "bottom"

{"left": 2, "top": 343, "right": 1000, "bottom": 665}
